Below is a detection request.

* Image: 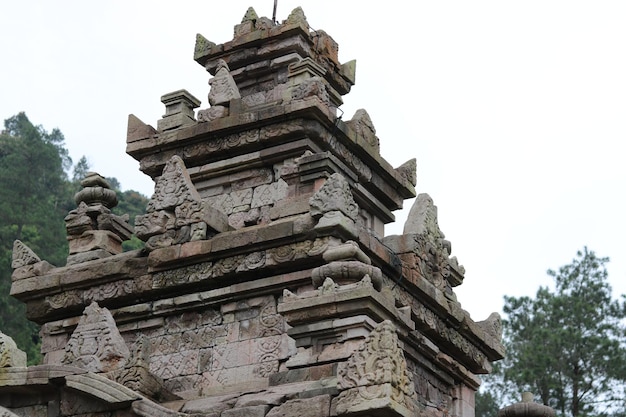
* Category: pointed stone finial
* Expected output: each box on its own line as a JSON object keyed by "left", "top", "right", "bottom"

{"left": 135, "top": 155, "right": 229, "bottom": 249}
{"left": 0, "top": 331, "right": 27, "bottom": 368}
{"left": 309, "top": 173, "right": 358, "bottom": 221}
{"left": 148, "top": 156, "right": 200, "bottom": 212}
{"left": 208, "top": 60, "right": 241, "bottom": 106}
{"left": 242, "top": 7, "right": 258, "bottom": 22}
{"left": 403, "top": 193, "right": 444, "bottom": 241}
{"left": 127, "top": 114, "right": 157, "bottom": 144}
{"left": 11, "top": 240, "right": 40, "bottom": 269}
{"left": 194, "top": 33, "right": 217, "bottom": 61}
{"left": 478, "top": 312, "right": 503, "bottom": 342}
{"left": 62, "top": 302, "right": 130, "bottom": 372}
{"left": 234, "top": 7, "right": 260, "bottom": 38}
{"left": 347, "top": 109, "right": 379, "bottom": 150}
{"left": 285, "top": 7, "right": 308, "bottom": 27}
{"left": 395, "top": 159, "right": 417, "bottom": 187}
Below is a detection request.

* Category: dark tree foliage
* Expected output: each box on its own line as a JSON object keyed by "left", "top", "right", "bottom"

{"left": 0, "top": 113, "right": 73, "bottom": 364}
{"left": 113, "top": 189, "right": 149, "bottom": 251}
{"left": 475, "top": 388, "right": 501, "bottom": 417}
{"left": 0, "top": 113, "right": 150, "bottom": 364}
{"left": 494, "top": 248, "right": 626, "bottom": 417}
{"left": 72, "top": 155, "right": 90, "bottom": 183}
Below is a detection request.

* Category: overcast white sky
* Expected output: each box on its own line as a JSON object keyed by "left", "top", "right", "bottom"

{"left": 1, "top": 1, "right": 625, "bottom": 322}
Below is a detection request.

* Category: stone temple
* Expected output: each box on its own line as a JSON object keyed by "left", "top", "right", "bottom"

{"left": 1, "top": 7, "right": 504, "bottom": 417}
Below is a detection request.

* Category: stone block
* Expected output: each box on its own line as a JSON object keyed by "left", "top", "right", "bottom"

{"left": 266, "top": 394, "right": 331, "bottom": 417}
{"left": 68, "top": 230, "right": 122, "bottom": 255}
{"left": 222, "top": 404, "right": 271, "bottom": 417}
{"left": 251, "top": 180, "right": 288, "bottom": 208}
{"left": 11, "top": 260, "right": 54, "bottom": 281}
{"left": 182, "top": 392, "right": 240, "bottom": 414}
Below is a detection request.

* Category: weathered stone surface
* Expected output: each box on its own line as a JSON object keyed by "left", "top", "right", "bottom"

{"left": 309, "top": 173, "right": 358, "bottom": 221}
{"left": 208, "top": 60, "right": 241, "bottom": 107}
{"left": 266, "top": 395, "right": 331, "bottom": 417}
{"left": 158, "top": 90, "right": 200, "bottom": 131}
{"left": 3, "top": 7, "right": 504, "bottom": 417}
{"left": 127, "top": 113, "right": 157, "bottom": 143}
{"left": 0, "top": 406, "right": 21, "bottom": 417}
{"left": 222, "top": 404, "right": 270, "bottom": 417}
{"left": 333, "top": 321, "right": 416, "bottom": 416}
{"left": 62, "top": 302, "right": 130, "bottom": 372}
{"left": 0, "top": 331, "right": 27, "bottom": 368}
{"left": 63, "top": 174, "right": 133, "bottom": 264}
{"left": 137, "top": 155, "right": 229, "bottom": 250}
{"left": 11, "top": 240, "right": 40, "bottom": 269}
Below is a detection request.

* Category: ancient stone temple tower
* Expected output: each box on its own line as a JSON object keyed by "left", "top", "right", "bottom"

{"left": 2, "top": 7, "right": 503, "bottom": 417}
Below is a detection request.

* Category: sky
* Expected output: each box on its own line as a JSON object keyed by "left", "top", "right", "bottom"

{"left": 1, "top": 1, "right": 625, "bottom": 322}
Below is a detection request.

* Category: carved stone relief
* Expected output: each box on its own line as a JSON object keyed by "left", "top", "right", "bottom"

{"left": 334, "top": 320, "right": 416, "bottom": 415}
{"left": 136, "top": 156, "right": 229, "bottom": 250}
{"left": 0, "top": 331, "right": 27, "bottom": 368}
{"left": 62, "top": 302, "right": 130, "bottom": 373}
{"left": 208, "top": 59, "right": 241, "bottom": 107}
{"left": 11, "top": 240, "right": 40, "bottom": 269}
{"left": 346, "top": 109, "right": 379, "bottom": 151}
{"left": 309, "top": 173, "right": 358, "bottom": 221}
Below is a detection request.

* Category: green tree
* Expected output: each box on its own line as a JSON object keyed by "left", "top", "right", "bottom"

{"left": 72, "top": 155, "right": 90, "bottom": 183}
{"left": 475, "top": 388, "right": 501, "bottom": 417}
{"left": 0, "top": 114, "right": 150, "bottom": 364}
{"left": 497, "top": 248, "right": 626, "bottom": 417}
{"left": 0, "top": 113, "right": 74, "bottom": 364}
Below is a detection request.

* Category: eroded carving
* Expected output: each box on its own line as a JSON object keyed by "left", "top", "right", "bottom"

{"left": 291, "top": 77, "right": 330, "bottom": 105}
{"left": 0, "top": 331, "right": 27, "bottom": 368}
{"left": 208, "top": 59, "right": 241, "bottom": 107}
{"left": 62, "top": 302, "right": 130, "bottom": 372}
{"left": 390, "top": 193, "right": 466, "bottom": 293}
{"left": 395, "top": 158, "right": 417, "bottom": 187}
{"left": 478, "top": 312, "right": 503, "bottom": 343}
{"left": 335, "top": 320, "right": 416, "bottom": 414}
{"left": 136, "top": 156, "right": 229, "bottom": 250}
{"left": 11, "top": 240, "right": 40, "bottom": 269}
{"left": 347, "top": 109, "right": 379, "bottom": 150}
{"left": 309, "top": 173, "right": 358, "bottom": 221}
